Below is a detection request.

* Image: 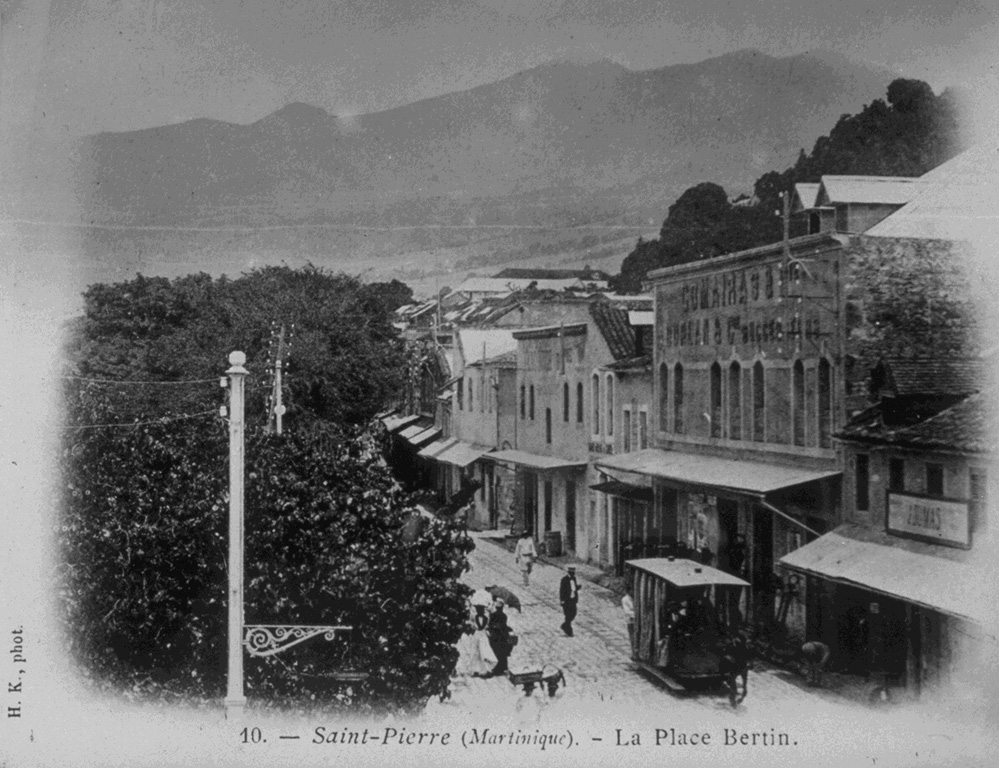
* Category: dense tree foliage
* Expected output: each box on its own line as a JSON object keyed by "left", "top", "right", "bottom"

{"left": 613, "top": 79, "right": 963, "bottom": 292}
{"left": 612, "top": 183, "right": 780, "bottom": 292}
{"left": 59, "top": 266, "right": 475, "bottom": 713}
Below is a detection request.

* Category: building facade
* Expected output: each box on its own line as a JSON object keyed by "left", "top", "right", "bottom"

{"left": 783, "top": 357, "right": 993, "bottom": 698}
{"left": 598, "top": 233, "right": 852, "bottom": 635}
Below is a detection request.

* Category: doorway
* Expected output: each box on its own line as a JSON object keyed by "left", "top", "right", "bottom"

{"left": 565, "top": 479, "right": 577, "bottom": 552}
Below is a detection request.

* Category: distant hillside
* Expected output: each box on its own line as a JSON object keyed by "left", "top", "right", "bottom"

{"left": 65, "top": 49, "right": 896, "bottom": 291}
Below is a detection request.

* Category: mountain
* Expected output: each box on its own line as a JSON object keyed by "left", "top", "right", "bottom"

{"left": 75, "top": 50, "right": 895, "bottom": 227}
{"left": 64, "top": 49, "right": 897, "bottom": 291}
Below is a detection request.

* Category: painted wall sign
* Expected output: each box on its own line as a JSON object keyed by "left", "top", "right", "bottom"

{"left": 887, "top": 492, "right": 970, "bottom": 548}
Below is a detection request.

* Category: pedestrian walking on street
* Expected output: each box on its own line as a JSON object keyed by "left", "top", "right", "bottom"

{"left": 514, "top": 529, "right": 538, "bottom": 587}
{"left": 621, "top": 585, "right": 636, "bottom": 659}
{"left": 800, "top": 640, "right": 831, "bottom": 687}
{"left": 559, "top": 565, "right": 580, "bottom": 637}
{"left": 485, "top": 598, "right": 514, "bottom": 677}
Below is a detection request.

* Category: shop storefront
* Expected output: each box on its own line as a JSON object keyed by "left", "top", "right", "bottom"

{"left": 596, "top": 448, "right": 840, "bottom": 632}
{"left": 482, "top": 450, "right": 587, "bottom": 549}
{"left": 780, "top": 524, "right": 987, "bottom": 695}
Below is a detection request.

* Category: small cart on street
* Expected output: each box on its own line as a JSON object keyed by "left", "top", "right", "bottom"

{"left": 626, "top": 558, "right": 750, "bottom": 704}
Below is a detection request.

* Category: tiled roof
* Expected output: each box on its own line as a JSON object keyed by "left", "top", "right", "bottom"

{"left": 818, "top": 175, "right": 923, "bottom": 205}
{"left": 589, "top": 301, "right": 635, "bottom": 360}
{"left": 878, "top": 357, "right": 983, "bottom": 397}
{"left": 836, "top": 393, "right": 996, "bottom": 454}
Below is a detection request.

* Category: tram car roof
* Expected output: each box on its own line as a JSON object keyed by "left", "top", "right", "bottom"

{"left": 625, "top": 558, "right": 750, "bottom": 588}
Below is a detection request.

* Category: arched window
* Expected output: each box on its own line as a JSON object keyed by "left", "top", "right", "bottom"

{"left": 673, "top": 363, "right": 684, "bottom": 435}
{"left": 728, "top": 361, "right": 741, "bottom": 440}
{"left": 592, "top": 374, "right": 601, "bottom": 434}
{"left": 458, "top": 376, "right": 464, "bottom": 410}
{"left": 529, "top": 385, "right": 535, "bottom": 420}
{"left": 520, "top": 384, "right": 526, "bottom": 419}
{"left": 468, "top": 378, "right": 474, "bottom": 412}
{"left": 545, "top": 408, "right": 552, "bottom": 443}
{"left": 659, "top": 362, "right": 669, "bottom": 432}
{"left": 793, "top": 360, "right": 805, "bottom": 446}
{"left": 563, "top": 382, "right": 570, "bottom": 422}
{"left": 576, "top": 382, "right": 584, "bottom": 423}
{"left": 710, "top": 362, "right": 722, "bottom": 438}
{"left": 818, "top": 358, "right": 832, "bottom": 448}
{"left": 606, "top": 374, "right": 614, "bottom": 437}
{"left": 753, "top": 362, "right": 765, "bottom": 442}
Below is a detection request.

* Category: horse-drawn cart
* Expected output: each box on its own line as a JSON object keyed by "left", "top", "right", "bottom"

{"left": 626, "top": 558, "right": 750, "bottom": 705}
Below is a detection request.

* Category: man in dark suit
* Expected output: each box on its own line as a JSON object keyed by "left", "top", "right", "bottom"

{"left": 559, "top": 566, "right": 580, "bottom": 637}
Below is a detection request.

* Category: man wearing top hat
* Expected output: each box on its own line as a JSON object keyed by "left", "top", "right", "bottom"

{"left": 559, "top": 566, "right": 580, "bottom": 637}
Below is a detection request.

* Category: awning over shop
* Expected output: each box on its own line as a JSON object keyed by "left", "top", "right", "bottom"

{"left": 382, "top": 413, "right": 420, "bottom": 432}
{"left": 595, "top": 448, "right": 840, "bottom": 498}
{"left": 403, "top": 426, "right": 442, "bottom": 447}
{"left": 418, "top": 436, "right": 458, "bottom": 458}
{"left": 590, "top": 480, "right": 654, "bottom": 503}
{"left": 483, "top": 450, "right": 587, "bottom": 471}
{"left": 779, "top": 524, "right": 983, "bottom": 624}
{"left": 436, "top": 440, "right": 493, "bottom": 468}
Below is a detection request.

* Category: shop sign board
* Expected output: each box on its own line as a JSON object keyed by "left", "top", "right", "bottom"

{"left": 886, "top": 491, "right": 970, "bottom": 548}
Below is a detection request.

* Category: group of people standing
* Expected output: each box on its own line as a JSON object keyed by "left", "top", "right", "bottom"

{"left": 458, "top": 596, "right": 515, "bottom": 678}
{"left": 458, "top": 530, "right": 585, "bottom": 680}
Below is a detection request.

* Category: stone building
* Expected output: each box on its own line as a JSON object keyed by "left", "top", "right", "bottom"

{"left": 597, "top": 232, "right": 851, "bottom": 635}
{"left": 782, "top": 357, "right": 993, "bottom": 697}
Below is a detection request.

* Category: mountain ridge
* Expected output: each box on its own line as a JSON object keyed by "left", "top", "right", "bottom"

{"left": 65, "top": 49, "right": 900, "bottom": 290}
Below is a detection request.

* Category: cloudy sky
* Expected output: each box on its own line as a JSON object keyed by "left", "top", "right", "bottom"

{"left": 7, "top": 0, "right": 999, "bottom": 137}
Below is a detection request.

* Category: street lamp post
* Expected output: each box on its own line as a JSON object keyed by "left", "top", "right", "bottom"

{"left": 223, "top": 351, "right": 355, "bottom": 718}
{"left": 225, "top": 351, "right": 248, "bottom": 716}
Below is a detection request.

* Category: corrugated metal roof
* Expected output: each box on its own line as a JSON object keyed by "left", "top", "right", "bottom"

{"left": 458, "top": 329, "right": 518, "bottom": 364}
{"left": 590, "top": 479, "right": 654, "bottom": 503}
{"left": 382, "top": 413, "right": 421, "bottom": 432}
{"left": 403, "top": 426, "right": 442, "bottom": 446}
{"left": 794, "top": 182, "right": 821, "bottom": 210}
{"left": 596, "top": 449, "right": 840, "bottom": 497}
{"left": 780, "top": 524, "right": 983, "bottom": 623}
{"left": 483, "top": 450, "right": 587, "bottom": 471}
{"left": 628, "top": 311, "right": 655, "bottom": 326}
{"left": 818, "top": 175, "right": 923, "bottom": 205}
{"left": 626, "top": 558, "right": 750, "bottom": 588}
{"left": 418, "top": 436, "right": 458, "bottom": 458}
{"left": 437, "top": 441, "right": 493, "bottom": 468}
{"left": 866, "top": 142, "right": 999, "bottom": 240}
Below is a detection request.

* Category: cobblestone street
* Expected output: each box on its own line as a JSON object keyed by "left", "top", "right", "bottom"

{"left": 426, "top": 531, "right": 870, "bottom": 724}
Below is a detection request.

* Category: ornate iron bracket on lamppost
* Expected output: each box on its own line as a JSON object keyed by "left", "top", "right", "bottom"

{"left": 243, "top": 624, "right": 352, "bottom": 658}
{"left": 224, "top": 351, "right": 359, "bottom": 717}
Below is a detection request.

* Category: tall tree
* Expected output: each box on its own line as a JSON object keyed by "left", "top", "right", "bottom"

{"left": 614, "top": 78, "right": 963, "bottom": 291}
